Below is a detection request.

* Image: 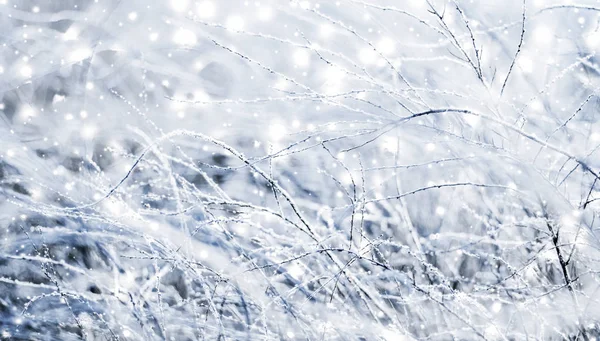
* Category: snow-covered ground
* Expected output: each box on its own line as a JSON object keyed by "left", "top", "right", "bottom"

{"left": 2, "top": 0, "right": 600, "bottom": 340}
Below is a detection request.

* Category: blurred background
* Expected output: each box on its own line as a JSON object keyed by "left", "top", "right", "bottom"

{"left": 1, "top": 0, "right": 600, "bottom": 340}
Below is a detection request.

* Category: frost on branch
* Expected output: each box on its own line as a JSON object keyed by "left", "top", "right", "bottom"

{"left": 1, "top": 0, "right": 600, "bottom": 340}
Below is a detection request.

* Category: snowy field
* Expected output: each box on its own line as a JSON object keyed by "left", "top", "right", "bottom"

{"left": 2, "top": 0, "right": 600, "bottom": 340}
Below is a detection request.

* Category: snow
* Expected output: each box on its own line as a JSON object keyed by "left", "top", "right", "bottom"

{"left": 196, "top": 1, "right": 217, "bottom": 18}
{"left": 173, "top": 28, "right": 197, "bottom": 45}
{"left": 225, "top": 15, "right": 245, "bottom": 31}
{"left": 19, "top": 65, "right": 32, "bottom": 78}
{"left": 1, "top": 0, "right": 600, "bottom": 340}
